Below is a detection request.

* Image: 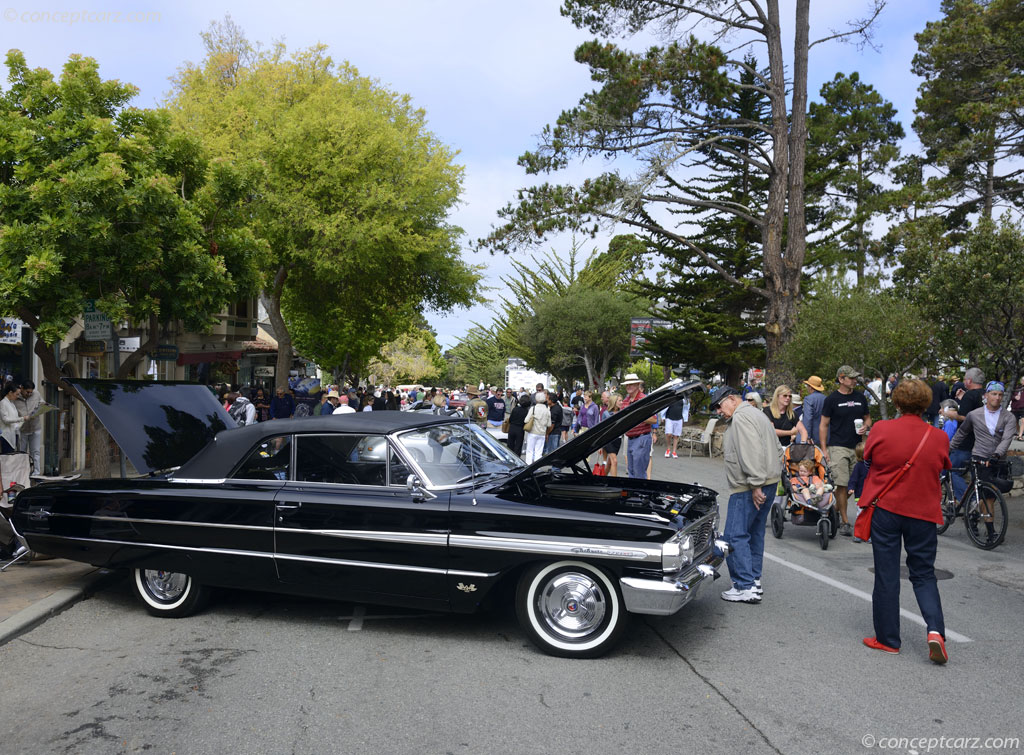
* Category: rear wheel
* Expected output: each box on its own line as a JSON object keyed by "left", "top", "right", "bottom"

{"left": 770, "top": 503, "right": 784, "bottom": 539}
{"left": 936, "top": 480, "right": 956, "bottom": 535}
{"left": 515, "top": 560, "right": 627, "bottom": 658}
{"left": 963, "top": 484, "right": 1007, "bottom": 550}
{"left": 132, "top": 568, "right": 208, "bottom": 617}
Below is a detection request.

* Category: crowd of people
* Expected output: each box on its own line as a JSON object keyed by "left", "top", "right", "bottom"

{"left": 715, "top": 364, "right": 1023, "bottom": 666}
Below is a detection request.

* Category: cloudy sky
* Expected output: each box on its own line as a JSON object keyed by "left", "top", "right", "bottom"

{"left": 4, "top": 0, "right": 944, "bottom": 349}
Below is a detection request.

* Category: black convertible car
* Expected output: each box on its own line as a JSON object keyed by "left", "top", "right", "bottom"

{"left": 10, "top": 378, "right": 725, "bottom": 657}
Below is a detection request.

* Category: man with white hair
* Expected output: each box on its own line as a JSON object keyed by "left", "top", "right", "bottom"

{"left": 709, "top": 385, "right": 781, "bottom": 604}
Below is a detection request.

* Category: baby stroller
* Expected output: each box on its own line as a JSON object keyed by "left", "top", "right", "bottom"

{"left": 770, "top": 442, "right": 840, "bottom": 550}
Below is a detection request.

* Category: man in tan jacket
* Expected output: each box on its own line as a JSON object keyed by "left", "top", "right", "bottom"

{"left": 710, "top": 385, "right": 782, "bottom": 604}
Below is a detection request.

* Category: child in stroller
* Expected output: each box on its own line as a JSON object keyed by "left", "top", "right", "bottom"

{"left": 791, "top": 458, "right": 834, "bottom": 510}
{"left": 771, "top": 441, "right": 841, "bottom": 549}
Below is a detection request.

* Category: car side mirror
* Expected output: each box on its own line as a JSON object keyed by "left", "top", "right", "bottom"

{"left": 406, "top": 475, "right": 436, "bottom": 502}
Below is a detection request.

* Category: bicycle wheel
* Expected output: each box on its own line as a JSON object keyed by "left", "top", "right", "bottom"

{"left": 936, "top": 481, "right": 956, "bottom": 535}
{"left": 963, "top": 483, "right": 1008, "bottom": 550}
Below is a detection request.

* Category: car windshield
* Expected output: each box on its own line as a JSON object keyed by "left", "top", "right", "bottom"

{"left": 396, "top": 422, "right": 524, "bottom": 487}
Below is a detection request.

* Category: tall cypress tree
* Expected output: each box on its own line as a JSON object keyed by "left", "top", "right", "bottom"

{"left": 635, "top": 60, "right": 769, "bottom": 386}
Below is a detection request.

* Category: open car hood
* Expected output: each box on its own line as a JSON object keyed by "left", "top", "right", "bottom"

{"left": 497, "top": 379, "right": 705, "bottom": 489}
{"left": 66, "top": 379, "right": 237, "bottom": 475}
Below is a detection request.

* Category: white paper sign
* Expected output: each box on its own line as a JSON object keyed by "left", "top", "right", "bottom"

{"left": 0, "top": 318, "right": 23, "bottom": 345}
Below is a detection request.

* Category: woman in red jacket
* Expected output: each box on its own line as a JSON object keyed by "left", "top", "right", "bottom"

{"left": 861, "top": 379, "right": 952, "bottom": 664}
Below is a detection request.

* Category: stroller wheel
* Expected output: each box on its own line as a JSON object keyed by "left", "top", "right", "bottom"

{"left": 770, "top": 503, "right": 784, "bottom": 539}
{"left": 818, "top": 519, "right": 830, "bottom": 550}
{"left": 828, "top": 508, "right": 839, "bottom": 539}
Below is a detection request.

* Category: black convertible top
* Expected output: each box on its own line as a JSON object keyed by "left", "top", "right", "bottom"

{"left": 174, "top": 411, "right": 462, "bottom": 479}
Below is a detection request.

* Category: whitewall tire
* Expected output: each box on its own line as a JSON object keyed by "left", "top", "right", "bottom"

{"left": 132, "top": 568, "right": 208, "bottom": 618}
{"left": 515, "top": 560, "right": 627, "bottom": 658}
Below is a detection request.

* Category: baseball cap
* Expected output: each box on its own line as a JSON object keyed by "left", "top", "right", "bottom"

{"left": 836, "top": 365, "right": 861, "bottom": 379}
{"left": 709, "top": 385, "right": 738, "bottom": 410}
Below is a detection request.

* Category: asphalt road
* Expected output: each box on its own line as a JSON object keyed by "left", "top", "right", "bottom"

{"left": 1, "top": 452, "right": 1023, "bottom": 755}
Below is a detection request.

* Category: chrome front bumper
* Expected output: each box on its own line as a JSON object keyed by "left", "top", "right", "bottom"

{"left": 619, "top": 539, "right": 729, "bottom": 616}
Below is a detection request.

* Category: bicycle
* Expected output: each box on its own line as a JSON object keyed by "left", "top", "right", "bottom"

{"left": 937, "top": 457, "right": 1009, "bottom": 550}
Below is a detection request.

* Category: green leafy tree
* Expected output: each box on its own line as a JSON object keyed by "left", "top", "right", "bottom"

{"left": 445, "top": 326, "right": 506, "bottom": 389}
{"left": 779, "top": 284, "right": 936, "bottom": 418}
{"left": 480, "top": 0, "right": 885, "bottom": 374}
{"left": 912, "top": 0, "right": 1024, "bottom": 224}
{"left": 519, "top": 288, "right": 640, "bottom": 390}
{"left": 914, "top": 216, "right": 1024, "bottom": 386}
{"left": 168, "top": 18, "right": 480, "bottom": 389}
{"left": 367, "top": 329, "right": 447, "bottom": 386}
{"left": 806, "top": 72, "right": 905, "bottom": 286}
{"left": 0, "top": 50, "right": 264, "bottom": 386}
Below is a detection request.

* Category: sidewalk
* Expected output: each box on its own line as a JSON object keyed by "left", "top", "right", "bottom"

{"left": 0, "top": 557, "right": 116, "bottom": 645}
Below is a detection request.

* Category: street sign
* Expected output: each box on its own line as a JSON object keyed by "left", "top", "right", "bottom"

{"left": 254, "top": 366, "right": 275, "bottom": 377}
{"left": 83, "top": 300, "right": 112, "bottom": 340}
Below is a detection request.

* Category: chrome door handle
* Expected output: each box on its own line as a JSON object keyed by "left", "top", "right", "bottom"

{"left": 275, "top": 503, "right": 301, "bottom": 510}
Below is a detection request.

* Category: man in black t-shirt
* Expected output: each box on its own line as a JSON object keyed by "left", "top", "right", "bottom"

{"left": 945, "top": 367, "right": 985, "bottom": 500}
{"left": 820, "top": 365, "right": 872, "bottom": 536}
{"left": 545, "top": 394, "right": 563, "bottom": 454}
{"left": 926, "top": 377, "right": 949, "bottom": 427}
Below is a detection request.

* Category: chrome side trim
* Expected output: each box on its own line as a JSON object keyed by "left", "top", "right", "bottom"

{"left": 448, "top": 569, "right": 497, "bottom": 578}
{"left": 28, "top": 535, "right": 275, "bottom": 560}
{"left": 449, "top": 534, "right": 660, "bottom": 562}
{"left": 48, "top": 512, "right": 274, "bottom": 532}
{"left": 272, "top": 552, "right": 447, "bottom": 574}
{"left": 27, "top": 534, "right": 487, "bottom": 577}
{"left": 168, "top": 478, "right": 228, "bottom": 484}
{"left": 290, "top": 529, "right": 447, "bottom": 546}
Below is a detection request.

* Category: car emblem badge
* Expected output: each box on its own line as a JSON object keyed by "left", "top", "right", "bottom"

{"left": 456, "top": 582, "right": 477, "bottom": 593}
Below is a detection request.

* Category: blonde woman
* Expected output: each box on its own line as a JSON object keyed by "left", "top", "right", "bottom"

{"left": 764, "top": 384, "right": 801, "bottom": 447}
{"left": 600, "top": 393, "right": 623, "bottom": 476}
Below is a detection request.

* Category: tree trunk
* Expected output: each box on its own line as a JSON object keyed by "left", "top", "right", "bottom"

{"left": 117, "top": 313, "right": 160, "bottom": 379}
{"left": 761, "top": 0, "right": 791, "bottom": 378}
{"left": 88, "top": 411, "right": 112, "bottom": 479}
{"left": 261, "top": 265, "right": 291, "bottom": 392}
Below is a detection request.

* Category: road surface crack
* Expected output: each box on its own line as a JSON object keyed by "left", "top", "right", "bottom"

{"left": 646, "top": 621, "right": 783, "bottom": 754}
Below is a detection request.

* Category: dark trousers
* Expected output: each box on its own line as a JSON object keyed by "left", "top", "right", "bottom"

{"left": 870, "top": 506, "right": 945, "bottom": 648}
{"left": 507, "top": 427, "right": 525, "bottom": 456}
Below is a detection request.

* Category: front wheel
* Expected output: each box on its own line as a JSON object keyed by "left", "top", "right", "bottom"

{"left": 516, "top": 561, "right": 627, "bottom": 658}
{"left": 963, "top": 484, "right": 1008, "bottom": 550}
{"left": 817, "top": 519, "right": 830, "bottom": 550}
{"left": 132, "top": 568, "right": 208, "bottom": 617}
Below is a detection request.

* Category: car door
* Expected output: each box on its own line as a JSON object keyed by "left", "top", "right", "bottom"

{"left": 273, "top": 433, "right": 450, "bottom": 609}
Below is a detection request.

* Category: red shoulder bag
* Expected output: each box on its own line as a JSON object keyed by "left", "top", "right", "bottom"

{"left": 854, "top": 429, "right": 931, "bottom": 541}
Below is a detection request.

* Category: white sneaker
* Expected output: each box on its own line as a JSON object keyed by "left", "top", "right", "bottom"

{"left": 752, "top": 580, "right": 763, "bottom": 596}
{"left": 665, "top": 450, "right": 671, "bottom": 457}
{"left": 721, "top": 587, "right": 761, "bottom": 603}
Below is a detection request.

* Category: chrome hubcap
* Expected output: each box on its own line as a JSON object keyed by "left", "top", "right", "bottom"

{"left": 537, "top": 572, "right": 607, "bottom": 640}
{"left": 144, "top": 570, "right": 187, "bottom": 602}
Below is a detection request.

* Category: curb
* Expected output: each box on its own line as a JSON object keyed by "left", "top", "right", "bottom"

{"left": 0, "top": 568, "right": 123, "bottom": 647}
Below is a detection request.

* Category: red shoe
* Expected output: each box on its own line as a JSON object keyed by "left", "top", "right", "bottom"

{"left": 927, "top": 632, "right": 948, "bottom": 664}
{"left": 863, "top": 637, "right": 899, "bottom": 654}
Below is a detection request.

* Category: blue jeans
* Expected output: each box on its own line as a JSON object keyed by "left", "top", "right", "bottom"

{"left": 870, "top": 506, "right": 945, "bottom": 648}
{"left": 949, "top": 448, "right": 971, "bottom": 501}
{"left": 626, "top": 433, "right": 652, "bottom": 479}
{"left": 723, "top": 485, "right": 776, "bottom": 590}
{"left": 545, "top": 433, "right": 561, "bottom": 455}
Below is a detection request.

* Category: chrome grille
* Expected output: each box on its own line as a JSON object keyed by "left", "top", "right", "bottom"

{"left": 687, "top": 517, "right": 715, "bottom": 555}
